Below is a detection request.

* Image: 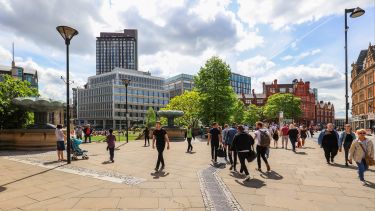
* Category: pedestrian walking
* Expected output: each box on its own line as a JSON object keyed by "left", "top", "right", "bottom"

{"left": 349, "top": 129, "right": 374, "bottom": 185}
{"left": 254, "top": 122, "right": 271, "bottom": 172}
{"left": 339, "top": 124, "right": 356, "bottom": 166}
{"left": 152, "top": 121, "right": 170, "bottom": 172}
{"left": 300, "top": 126, "right": 308, "bottom": 147}
{"left": 226, "top": 123, "right": 238, "bottom": 171}
{"left": 309, "top": 126, "right": 314, "bottom": 138}
{"left": 185, "top": 125, "right": 195, "bottom": 152}
{"left": 200, "top": 126, "right": 204, "bottom": 138}
{"left": 55, "top": 124, "right": 66, "bottom": 161}
{"left": 207, "top": 122, "right": 222, "bottom": 164}
{"left": 143, "top": 126, "right": 150, "bottom": 146}
{"left": 288, "top": 124, "right": 299, "bottom": 152}
{"left": 280, "top": 124, "right": 289, "bottom": 149}
{"left": 222, "top": 124, "right": 229, "bottom": 162}
{"left": 318, "top": 123, "right": 340, "bottom": 164}
{"left": 106, "top": 129, "right": 116, "bottom": 162}
{"left": 271, "top": 125, "right": 279, "bottom": 148}
{"left": 232, "top": 125, "right": 255, "bottom": 181}
{"left": 83, "top": 124, "right": 93, "bottom": 143}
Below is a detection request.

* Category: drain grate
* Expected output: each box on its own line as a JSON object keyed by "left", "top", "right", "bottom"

{"left": 198, "top": 166, "right": 242, "bottom": 211}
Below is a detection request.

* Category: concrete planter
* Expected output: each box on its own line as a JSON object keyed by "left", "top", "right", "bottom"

{"left": 0, "top": 129, "right": 59, "bottom": 150}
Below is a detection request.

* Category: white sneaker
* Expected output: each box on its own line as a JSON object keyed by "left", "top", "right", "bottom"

{"left": 243, "top": 175, "right": 251, "bottom": 182}
{"left": 361, "top": 180, "right": 366, "bottom": 186}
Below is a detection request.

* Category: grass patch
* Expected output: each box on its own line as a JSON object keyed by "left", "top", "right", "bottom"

{"left": 90, "top": 132, "right": 141, "bottom": 142}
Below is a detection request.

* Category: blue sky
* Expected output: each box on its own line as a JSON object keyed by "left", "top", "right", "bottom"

{"left": 0, "top": 0, "right": 374, "bottom": 118}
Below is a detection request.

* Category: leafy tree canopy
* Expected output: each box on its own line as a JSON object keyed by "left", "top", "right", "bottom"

{"left": 145, "top": 107, "right": 156, "bottom": 128}
{"left": 0, "top": 75, "right": 39, "bottom": 129}
{"left": 263, "top": 93, "right": 302, "bottom": 121}
{"left": 162, "top": 90, "right": 201, "bottom": 127}
{"left": 194, "top": 56, "right": 236, "bottom": 125}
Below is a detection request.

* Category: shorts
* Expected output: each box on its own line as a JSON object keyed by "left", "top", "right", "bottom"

{"left": 57, "top": 141, "right": 65, "bottom": 151}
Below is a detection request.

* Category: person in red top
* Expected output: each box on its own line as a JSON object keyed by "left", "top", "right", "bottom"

{"left": 83, "top": 124, "right": 93, "bottom": 143}
{"left": 280, "top": 124, "right": 289, "bottom": 149}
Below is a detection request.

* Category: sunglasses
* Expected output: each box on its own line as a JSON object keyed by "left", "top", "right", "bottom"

{"left": 358, "top": 132, "right": 366, "bottom": 135}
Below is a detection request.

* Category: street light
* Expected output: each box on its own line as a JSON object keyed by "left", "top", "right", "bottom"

{"left": 345, "top": 7, "right": 365, "bottom": 124}
{"left": 123, "top": 79, "right": 131, "bottom": 143}
{"left": 56, "top": 26, "right": 79, "bottom": 164}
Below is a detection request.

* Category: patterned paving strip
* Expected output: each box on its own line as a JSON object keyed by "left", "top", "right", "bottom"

{"left": 198, "top": 165, "right": 242, "bottom": 211}
{"left": 1, "top": 151, "right": 146, "bottom": 185}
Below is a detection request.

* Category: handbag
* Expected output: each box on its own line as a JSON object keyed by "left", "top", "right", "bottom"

{"left": 217, "top": 145, "right": 226, "bottom": 157}
{"left": 359, "top": 143, "right": 375, "bottom": 166}
{"left": 246, "top": 145, "right": 257, "bottom": 162}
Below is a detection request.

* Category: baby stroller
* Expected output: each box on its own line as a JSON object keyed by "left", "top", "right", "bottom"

{"left": 71, "top": 138, "right": 89, "bottom": 160}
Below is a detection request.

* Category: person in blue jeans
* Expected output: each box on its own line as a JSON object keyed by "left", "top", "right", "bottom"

{"left": 349, "top": 129, "right": 374, "bottom": 185}
{"left": 226, "top": 123, "right": 238, "bottom": 171}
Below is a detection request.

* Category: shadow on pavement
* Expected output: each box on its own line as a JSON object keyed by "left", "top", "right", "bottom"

{"left": 101, "top": 161, "right": 113, "bottom": 164}
{"left": 0, "top": 164, "right": 65, "bottom": 187}
{"left": 210, "top": 163, "right": 226, "bottom": 169}
{"left": 0, "top": 186, "right": 6, "bottom": 192}
{"left": 303, "top": 147, "right": 316, "bottom": 149}
{"left": 365, "top": 181, "right": 375, "bottom": 189}
{"left": 235, "top": 178, "right": 266, "bottom": 188}
{"left": 185, "top": 151, "right": 197, "bottom": 154}
{"left": 43, "top": 160, "right": 62, "bottom": 165}
{"left": 230, "top": 171, "right": 246, "bottom": 179}
{"left": 151, "top": 171, "right": 169, "bottom": 179}
{"left": 294, "top": 151, "right": 308, "bottom": 155}
{"left": 260, "top": 170, "right": 283, "bottom": 180}
{"left": 332, "top": 163, "right": 375, "bottom": 172}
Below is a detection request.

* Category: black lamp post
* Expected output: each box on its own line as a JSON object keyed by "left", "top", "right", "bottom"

{"left": 345, "top": 7, "right": 365, "bottom": 124}
{"left": 56, "top": 26, "right": 79, "bottom": 164}
{"left": 123, "top": 79, "right": 130, "bottom": 143}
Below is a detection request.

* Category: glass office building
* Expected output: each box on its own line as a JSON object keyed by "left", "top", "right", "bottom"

{"left": 76, "top": 68, "right": 169, "bottom": 129}
{"left": 164, "top": 74, "right": 194, "bottom": 98}
{"left": 164, "top": 72, "right": 251, "bottom": 98}
{"left": 231, "top": 73, "right": 251, "bottom": 95}
{"left": 96, "top": 29, "right": 138, "bottom": 75}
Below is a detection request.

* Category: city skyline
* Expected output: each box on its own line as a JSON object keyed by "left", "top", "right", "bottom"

{"left": 0, "top": 0, "right": 374, "bottom": 118}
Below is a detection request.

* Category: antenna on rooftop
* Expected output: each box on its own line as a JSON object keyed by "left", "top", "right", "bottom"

{"left": 11, "top": 42, "right": 15, "bottom": 67}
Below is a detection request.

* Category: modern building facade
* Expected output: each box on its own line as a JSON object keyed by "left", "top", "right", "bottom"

{"left": 164, "top": 74, "right": 194, "bottom": 98}
{"left": 315, "top": 101, "right": 335, "bottom": 128}
{"left": 76, "top": 68, "right": 169, "bottom": 129}
{"left": 96, "top": 29, "right": 138, "bottom": 75}
{"left": 334, "top": 118, "right": 346, "bottom": 130}
{"left": 351, "top": 44, "right": 375, "bottom": 129}
{"left": 231, "top": 73, "right": 252, "bottom": 94}
{"left": 164, "top": 72, "right": 251, "bottom": 99}
{"left": 0, "top": 64, "right": 38, "bottom": 89}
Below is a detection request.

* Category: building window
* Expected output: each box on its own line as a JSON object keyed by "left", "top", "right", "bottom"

{"left": 280, "top": 88, "right": 286, "bottom": 93}
{"left": 368, "top": 88, "right": 373, "bottom": 99}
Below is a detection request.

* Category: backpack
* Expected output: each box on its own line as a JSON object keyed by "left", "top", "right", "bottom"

{"left": 259, "top": 130, "right": 271, "bottom": 147}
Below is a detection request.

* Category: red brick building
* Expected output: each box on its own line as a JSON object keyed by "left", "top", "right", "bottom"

{"left": 315, "top": 101, "right": 335, "bottom": 127}
{"left": 240, "top": 79, "right": 330, "bottom": 126}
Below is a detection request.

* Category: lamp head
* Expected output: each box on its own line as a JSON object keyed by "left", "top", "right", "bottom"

{"left": 350, "top": 7, "right": 365, "bottom": 18}
{"left": 56, "top": 26, "right": 79, "bottom": 44}
{"left": 122, "top": 79, "right": 131, "bottom": 86}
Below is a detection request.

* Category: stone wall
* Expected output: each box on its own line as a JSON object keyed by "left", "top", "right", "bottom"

{"left": 0, "top": 129, "right": 60, "bottom": 150}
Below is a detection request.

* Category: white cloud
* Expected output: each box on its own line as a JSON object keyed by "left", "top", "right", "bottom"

{"left": 188, "top": 0, "right": 231, "bottom": 21}
{"left": 281, "top": 48, "right": 321, "bottom": 62}
{"left": 236, "top": 55, "right": 276, "bottom": 77}
{"left": 237, "top": 0, "right": 373, "bottom": 30}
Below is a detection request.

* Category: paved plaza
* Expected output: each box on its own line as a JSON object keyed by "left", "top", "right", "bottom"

{"left": 0, "top": 134, "right": 374, "bottom": 211}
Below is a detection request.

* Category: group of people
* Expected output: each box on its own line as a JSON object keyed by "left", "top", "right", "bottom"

{"left": 207, "top": 121, "right": 271, "bottom": 181}
{"left": 56, "top": 120, "right": 374, "bottom": 185}
{"left": 318, "top": 123, "right": 374, "bottom": 185}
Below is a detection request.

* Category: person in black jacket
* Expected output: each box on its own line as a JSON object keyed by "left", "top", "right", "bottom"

{"left": 232, "top": 125, "right": 255, "bottom": 181}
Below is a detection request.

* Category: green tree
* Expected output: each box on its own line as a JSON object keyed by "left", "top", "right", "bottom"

{"left": 194, "top": 56, "right": 236, "bottom": 125}
{"left": 145, "top": 107, "right": 156, "bottom": 127}
{"left": 231, "top": 99, "right": 245, "bottom": 124}
{"left": 0, "top": 75, "right": 39, "bottom": 129}
{"left": 162, "top": 90, "right": 201, "bottom": 127}
{"left": 244, "top": 104, "right": 261, "bottom": 126}
{"left": 263, "top": 93, "right": 302, "bottom": 121}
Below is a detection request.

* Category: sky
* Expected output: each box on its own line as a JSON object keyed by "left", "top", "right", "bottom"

{"left": 0, "top": 0, "right": 374, "bottom": 118}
